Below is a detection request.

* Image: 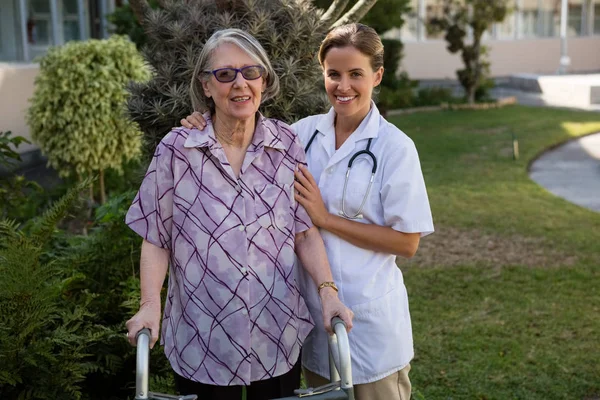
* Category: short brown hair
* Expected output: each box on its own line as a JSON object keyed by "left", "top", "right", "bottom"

{"left": 318, "top": 23, "right": 384, "bottom": 71}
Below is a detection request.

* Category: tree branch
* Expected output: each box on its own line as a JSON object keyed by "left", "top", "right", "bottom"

{"left": 320, "top": 0, "right": 350, "bottom": 27}
{"left": 129, "top": 0, "right": 152, "bottom": 26}
{"left": 331, "top": 0, "right": 378, "bottom": 28}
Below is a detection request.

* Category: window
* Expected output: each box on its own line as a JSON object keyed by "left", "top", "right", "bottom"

{"left": 62, "top": 0, "right": 81, "bottom": 42}
{"left": 595, "top": 2, "right": 600, "bottom": 34}
{"left": 568, "top": 0, "right": 585, "bottom": 36}
{"left": 401, "top": 0, "right": 420, "bottom": 41}
{"left": 519, "top": 0, "right": 539, "bottom": 37}
{"left": 496, "top": 1, "right": 517, "bottom": 39}
{"left": 28, "top": 0, "right": 53, "bottom": 46}
{"left": 539, "top": 0, "right": 560, "bottom": 37}
{"left": 425, "top": 0, "right": 446, "bottom": 39}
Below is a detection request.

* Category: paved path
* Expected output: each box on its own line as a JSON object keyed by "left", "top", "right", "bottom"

{"left": 529, "top": 133, "right": 600, "bottom": 212}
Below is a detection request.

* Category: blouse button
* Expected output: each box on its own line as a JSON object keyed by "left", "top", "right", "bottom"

{"left": 239, "top": 225, "right": 246, "bottom": 231}
{"left": 240, "top": 267, "right": 247, "bottom": 274}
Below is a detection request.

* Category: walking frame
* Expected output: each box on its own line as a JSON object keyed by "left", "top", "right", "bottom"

{"left": 134, "top": 317, "right": 353, "bottom": 400}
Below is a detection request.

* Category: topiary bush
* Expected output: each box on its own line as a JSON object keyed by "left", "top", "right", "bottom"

{"left": 126, "top": 0, "right": 343, "bottom": 157}
{"left": 27, "top": 35, "right": 151, "bottom": 204}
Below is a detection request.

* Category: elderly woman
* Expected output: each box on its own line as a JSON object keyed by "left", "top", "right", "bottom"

{"left": 125, "top": 29, "right": 353, "bottom": 400}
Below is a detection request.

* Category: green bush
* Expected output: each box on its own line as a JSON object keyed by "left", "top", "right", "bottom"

{"left": 56, "top": 191, "right": 172, "bottom": 399}
{"left": 27, "top": 35, "right": 151, "bottom": 203}
{"left": 0, "top": 185, "right": 172, "bottom": 399}
{"left": 0, "top": 180, "right": 97, "bottom": 399}
{"left": 126, "top": 0, "right": 331, "bottom": 157}
{"left": 0, "top": 131, "right": 45, "bottom": 222}
{"left": 415, "top": 86, "right": 457, "bottom": 106}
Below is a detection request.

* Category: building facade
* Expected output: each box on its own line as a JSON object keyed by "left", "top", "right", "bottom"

{"left": 388, "top": 0, "right": 600, "bottom": 79}
{"left": 1, "top": 0, "right": 599, "bottom": 156}
{"left": 0, "top": 0, "right": 119, "bottom": 154}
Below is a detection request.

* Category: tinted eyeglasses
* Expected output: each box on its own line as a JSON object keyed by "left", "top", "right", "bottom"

{"left": 204, "top": 65, "right": 265, "bottom": 83}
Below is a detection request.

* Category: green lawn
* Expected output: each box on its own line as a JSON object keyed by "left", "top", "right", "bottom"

{"left": 388, "top": 106, "right": 600, "bottom": 400}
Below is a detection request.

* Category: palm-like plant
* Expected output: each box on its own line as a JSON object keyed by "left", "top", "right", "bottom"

{"left": 127, "top": 0, "right": 378, "bottom": 156}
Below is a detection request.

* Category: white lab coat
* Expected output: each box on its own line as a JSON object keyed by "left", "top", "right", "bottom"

{"left": 292, "top": 102, "right": 434, "bottom": 384}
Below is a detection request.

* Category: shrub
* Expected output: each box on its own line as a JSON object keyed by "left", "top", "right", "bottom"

{"left": 415, "top": 86, "right": 457, "bottom": 106}
{"left": 0, "top": 131, "right": 44, "bottom": 222}
{"left": 0, "top": 180, "right": 96, "bottom": 399}
{"left": 56, "top": 191, "right": 172, "bottom": 399}
{"left": 126, "top": 0, "right": 331, "bottom": 157}
{"left": 27, "top": 35, "right": 151, "bottom": 204}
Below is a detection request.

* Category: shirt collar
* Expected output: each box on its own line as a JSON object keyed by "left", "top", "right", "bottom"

{"left": 314, "top": 100, "right": 381, "bottom": 143}
{"left": 183, "top": 112, "right": 287, "bottom": 150}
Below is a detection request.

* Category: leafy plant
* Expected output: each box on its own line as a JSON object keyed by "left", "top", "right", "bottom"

{"left": 427, "top": 0, "right": 510, "bottom": 104}
{"left": 125, "top": 0, "right": 381, "bottom": 157}
{"left": 0, "top": 131, "right": 44, "bottom": 222}
{"left": 0, "top": 180, "right": 97, "bottom": 399}
{"left": 27, "top": 35, "right": 151, "bottom": 204}
{"left": 54, "top": 191, "right": 172, "bottom": 399}
{"left": 0, "top": 130, "right": 30, "bottom": 168}
{"left": 107, "top": 0, "right": 160, "bottom": 49}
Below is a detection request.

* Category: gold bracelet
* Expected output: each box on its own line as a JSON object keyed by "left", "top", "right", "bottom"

{"left": 317, "top": 281, "right": 338, "bottom": 295}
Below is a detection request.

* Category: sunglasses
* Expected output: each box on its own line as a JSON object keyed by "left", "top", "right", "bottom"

{"left": 204, "top": 65, "right": 265, "bottom": 83}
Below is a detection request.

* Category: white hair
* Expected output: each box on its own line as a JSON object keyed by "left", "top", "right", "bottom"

{"left": 190, "top": 29, "right": 279, "bottom": 113}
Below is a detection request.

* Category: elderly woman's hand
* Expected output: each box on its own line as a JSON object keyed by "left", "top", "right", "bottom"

{"left": 320, "top": 288, "right": 354, "bottom": 334}
{"left": 125, "top": 300, "right": 161, "bottom": 348}
{"left": 180, "top": 111, "right": 207, "bottom": 130}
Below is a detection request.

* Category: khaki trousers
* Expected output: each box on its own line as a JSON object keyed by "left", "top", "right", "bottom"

{"left": 303, "top": 364, "right": 412, "bottom": 400}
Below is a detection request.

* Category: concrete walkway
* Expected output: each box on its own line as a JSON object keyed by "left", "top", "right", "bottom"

{"left": 529, "top": 133, "right": 600, "bottom": 212}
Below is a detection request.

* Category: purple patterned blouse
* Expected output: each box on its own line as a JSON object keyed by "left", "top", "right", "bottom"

{"left": 126, "top": 113, "right": 315, "bottom": 386}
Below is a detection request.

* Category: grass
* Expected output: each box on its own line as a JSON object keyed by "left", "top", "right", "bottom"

{"left": 387, "top": 106, "right": 600, "bottom": 400}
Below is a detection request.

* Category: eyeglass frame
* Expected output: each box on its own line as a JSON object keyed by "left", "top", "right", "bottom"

{"left": 202, "top": 65, "right": 265, "bottom": 83}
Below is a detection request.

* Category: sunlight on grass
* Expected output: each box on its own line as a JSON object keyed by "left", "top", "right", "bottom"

{"left": 561, "top": 121, "right": 600, "bottom": 137}
{"left": 388, "top": 105, "right": 600, "bottom": 399}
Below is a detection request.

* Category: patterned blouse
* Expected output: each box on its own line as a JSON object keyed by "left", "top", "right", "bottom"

{"left": 126, "top": 113, "right": 314, "bottom": 385}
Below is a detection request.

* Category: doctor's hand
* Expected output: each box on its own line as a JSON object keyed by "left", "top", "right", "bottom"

{"left": 294, "top": 165, "right": 330, "bottom": 228}
{"left": 320, "top": 288, "right": 354, "bottom": 335}
{"left": 180, "top": 111, "right": 207, "bottom": 130}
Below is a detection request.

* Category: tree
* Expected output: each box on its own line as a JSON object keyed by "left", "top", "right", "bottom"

{"left": 126, "top": 0, "right": 379, "bottom": 157}
{"left": 27, "top": 36, "right": 150, "bottom": 204}
{"left": 428, "top": 0, "right": 510, "bottom": 104}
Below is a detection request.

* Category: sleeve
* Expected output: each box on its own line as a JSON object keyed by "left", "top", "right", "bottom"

{"left": 125, "top": 137, "right": 175, "bottom": 249}
{"left": 289, "top": 128, "right": 314, "bottom": 235}
{"left": 380, "top": 137, "right": 434, "bottom": 237}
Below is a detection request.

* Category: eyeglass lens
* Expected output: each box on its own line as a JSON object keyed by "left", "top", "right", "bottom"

{"left": 214, "top": 66, "right": 263, "bottom": 82}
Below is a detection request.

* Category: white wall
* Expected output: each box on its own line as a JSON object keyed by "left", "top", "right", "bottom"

{"left": 0, "top": 63, "right": 39, "bottom": 153}
{"left": 402, "top": 36, "right": 600, "bottom": 80}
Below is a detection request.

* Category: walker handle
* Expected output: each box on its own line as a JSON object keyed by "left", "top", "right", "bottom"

{"left": 328, "top": 317, "right": 354, "bottom": 399}
{"left": 135, "top": 328, "right": 151, "bottom": 400}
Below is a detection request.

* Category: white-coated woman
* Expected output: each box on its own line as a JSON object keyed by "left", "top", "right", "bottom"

{"left": 182, "top": 23, "right": 434, "bottom": 400}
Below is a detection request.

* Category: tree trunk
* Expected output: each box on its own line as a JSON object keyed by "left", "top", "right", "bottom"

{"left": 470, "top": 37, "right": 482, "bottom": 105}
{"left": 467, "top": 86, "right": 476, "bottom": 104}
{"left": 320, "top": 0, "right": 350, "bottom": 27}
{"left": 88, "top": 180, "right": 95, "bottom": 205}
{"left": 332, "top": 0, "right": 379, "bottom": 28}
{"left": 99, "top": 169, "right": 106, "bottom": 205}
{"left": 128, "top": 0, "right": 151, "bottom": 26}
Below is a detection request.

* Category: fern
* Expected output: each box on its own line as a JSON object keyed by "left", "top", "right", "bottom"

{"left": 0, "top": 181, "right": 96, "bottom": 400}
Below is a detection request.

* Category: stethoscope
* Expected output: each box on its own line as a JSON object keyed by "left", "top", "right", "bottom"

{"left": 305, "top": 130, "right": 378, "bottom": 220}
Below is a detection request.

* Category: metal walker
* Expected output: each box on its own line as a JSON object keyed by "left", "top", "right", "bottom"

{"left": 134, "top": 316, "right": 353, "bottom": 400}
